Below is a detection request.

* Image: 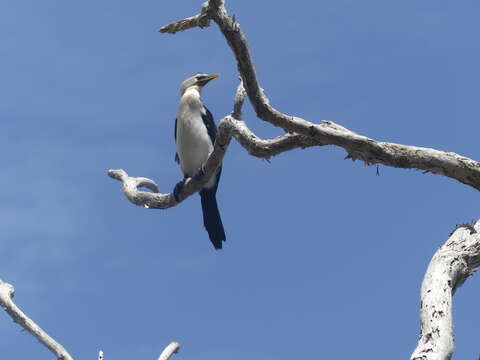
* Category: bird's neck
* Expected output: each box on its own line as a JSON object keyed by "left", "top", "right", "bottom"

{"left": 180, "top": 87, "right": 203, "bottom": 106}
{"left": 182, "top": 86, "right": 202, "bottom": 99}
{"left": 179, "top": 87, "right": 203, "bottom": 113}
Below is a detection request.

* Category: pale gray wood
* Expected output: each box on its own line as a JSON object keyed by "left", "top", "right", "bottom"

{"left": 159, "top": 1, "right": 480, "bottom": 191}
{"left": 4, "top": 2, "right": 478, "bottom": 360}
{"left": 108, "top": 81, "right": 320, "bottom": 207}
{"left": 158, "top": 2, "right": 210, "bottom": 34}
{"left": 410, "top": 221, "right": 480, "bottom": 360}
{"left": 0, "top": 280, "right": 74, "bottom": 360}
{"left": 159, "top": 2, "right": 480, "bottom": 359}
{"left": 0, "top": 280, "right": 180, "bottom": 360}
{"left": 157, "top": 342, "right": 180, "bottom": 360}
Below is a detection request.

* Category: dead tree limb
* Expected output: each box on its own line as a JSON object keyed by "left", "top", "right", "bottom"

{"left": 0, "top": 279, "right": 74, "bottom": 360}
{"left": 410, "top": 221, "right": 480, "bottom": 360}
{"left": 109, "top": 77, "right": 480, "bottom": 208}
{"left": 155, "top": 0, "right": 480, "bottom": 198}
{"left": 158, "top": 342, "right": 180, "bottom": 360}
{"left": 0, "top": 279, "right": 180, "bottom": 360}
{"left": 163, "top": 2, "right": 480, "bottom": 358}
{"left": 109, "top": 81, "right": 319, "bottom": 207}
{"left": 2, "top": 2, "right": 479, "bottom": 359}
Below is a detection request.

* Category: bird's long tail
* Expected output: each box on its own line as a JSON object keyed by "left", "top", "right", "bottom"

{"left": 199, "top": 189, "right": 226, "bottom": 249}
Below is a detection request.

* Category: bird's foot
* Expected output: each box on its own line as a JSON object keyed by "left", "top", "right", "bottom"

{"left": 192, "top": 164, "right": 206, "bottom": 181}
{"left": 173, "top": 179, "right": 186, "bottom": 202}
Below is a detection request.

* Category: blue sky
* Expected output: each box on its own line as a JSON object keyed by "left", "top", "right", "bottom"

{"left": 1, "top": 0, "right": 479, "bottom": 359}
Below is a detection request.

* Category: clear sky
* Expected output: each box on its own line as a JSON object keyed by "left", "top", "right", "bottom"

{"left": 1, "top": 0, "right": 479, "bottom": 359}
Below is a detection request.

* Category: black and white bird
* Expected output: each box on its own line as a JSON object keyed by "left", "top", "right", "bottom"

{"left": 173, "top": 73, "right": 226, "bottom": 249}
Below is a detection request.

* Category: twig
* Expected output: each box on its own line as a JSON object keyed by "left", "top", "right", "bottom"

{"left": 158, "top": 342, "right": 180, "bottom": 360}
{"left": 232, "top": 79, "right": 246, "bottom": 119}
{"left": 159, "top": 2, "right": 211, "bottom": 33}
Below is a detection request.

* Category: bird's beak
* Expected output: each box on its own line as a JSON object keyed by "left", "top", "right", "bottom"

{"left": 199, "top": 73, "right": 220, "bottom": 85}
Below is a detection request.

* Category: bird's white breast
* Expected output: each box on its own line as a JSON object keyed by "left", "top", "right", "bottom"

{"left": 176, "top": 89, "right": 215, "bottom": 186}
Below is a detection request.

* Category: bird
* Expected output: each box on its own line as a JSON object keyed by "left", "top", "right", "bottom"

{"left": 173, "top": 73, "right": 226, "bottom": 249}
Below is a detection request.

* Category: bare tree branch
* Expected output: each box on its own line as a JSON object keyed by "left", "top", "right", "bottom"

{"left": 159, "top": 2, "right": 211, "bottom": 33}
{"left": 3, "top": 222, "right": 478, "bottom": 360}
{"left": 158, "top": 342, "right": 180, "bottom": 360}
{"left": 109, "top": 100, "right": 480, "bottom": 208}
{"left": 5, "top": 2, "right": 478, "bottom": 359}
{"left": 0, "top": 279, "right": 181, "bottom": 360}
{"left": 109, "top": 81, "right": 321, "bottom": 207}
{"left": 0, "top": 280, "right": 74, "bottom": 360}
{"left": 232, "top": 80, "right": 246, "bottom": 119}
{"left": 410, "top": 221, "right": 480, "bottom": 360}
{"left": 108, "top": 169, "right": 163, "bottom": 207}
{"left": 156, "top": 0, "right": 480, "bottom": 192}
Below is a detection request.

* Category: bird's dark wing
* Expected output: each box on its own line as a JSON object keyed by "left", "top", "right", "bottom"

{"left": 174, "top": 118, "right": 179, "bottom": 163}
{"left": 201, "top": 106, "right": 221, "bottom": 189}
{"left": 202, "top": 106, "right": 217, "bottom": 144}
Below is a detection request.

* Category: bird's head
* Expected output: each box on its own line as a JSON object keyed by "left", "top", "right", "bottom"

{"left": 180, "top": 73, "right": 220, "bottom": 95}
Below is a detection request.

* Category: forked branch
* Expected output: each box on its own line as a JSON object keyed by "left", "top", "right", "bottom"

{"left": 0, "top": 279, "right": 180, "bottom": 360}
{"left": 158, "top": 0, "right": 480, "bottom": 192}
{"left": 109, "top": 82, "right": 319, "bottom": 207}
{"left": 161, "top": 1, "right": 480, "bottom": 358}
{"left": 2, "top": 4, "right": 479, "bottom": 360}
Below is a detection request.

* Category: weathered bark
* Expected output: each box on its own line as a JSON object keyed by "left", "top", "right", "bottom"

{"left": 0, "top": 280, "right": 74, "bottom": 360}
{"left": 3, "top": 1, "right": 478, "bottom": 360}
{"left": 410, "top": 221, "right": 480, "bottom": 360}
{"left": 160, "top": 2, "right": 480, "bottom": 359}
{"left": 109, "top": 81, "right": 320, "bottom": 207}
{"left": 113, "top": 0, "right": 480, "bottom": 209}
{"left": 0, "top": 279, "right": 180, "bottom": 360}
{"left": 158, "top": 342, "right": 180, "bottom": 360}
{"left": 3, "top": 219, "right": 480, "bottom": 360}
{"left": 157, "top": 0, "right": 480, "bottom": 196}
